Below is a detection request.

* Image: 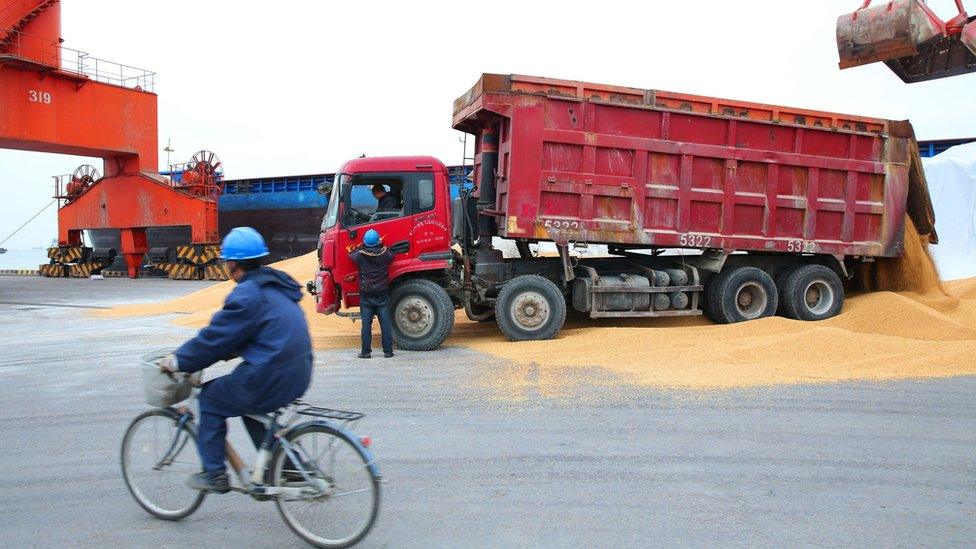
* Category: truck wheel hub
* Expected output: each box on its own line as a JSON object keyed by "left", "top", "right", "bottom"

{"left": 511, "top": 291, "right": 550, "bottom": 331}
{"left": 804, "top": 280, "right": 833, "bottom": 314}
{"left": 396, "top": 297, "right": 434, "bottom": 337}
{"left": 735, "top": 282, "right": 767, "bottom": 319}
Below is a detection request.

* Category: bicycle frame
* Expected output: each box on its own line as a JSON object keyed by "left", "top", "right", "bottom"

{"left": 157, "top": 406, "right": 380, "bottom": 500}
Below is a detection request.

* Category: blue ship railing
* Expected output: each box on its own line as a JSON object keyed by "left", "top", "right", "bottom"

{"left": 220, "top": 166, "right": 472, "bottom": 199}
{"left": 917, "top": 138, "right": 976, "bottom": 158}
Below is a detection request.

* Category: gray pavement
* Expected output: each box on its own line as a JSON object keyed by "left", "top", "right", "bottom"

{"left": 0, "top": 276, "right": 974, "bottom": 547}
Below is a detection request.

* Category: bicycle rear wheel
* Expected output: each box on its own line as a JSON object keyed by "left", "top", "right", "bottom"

{"left": 272, "top": 424, "right": 380, "bottom": 548}
{"left": 121, "top": 409, "right": 205, "bottom": 520}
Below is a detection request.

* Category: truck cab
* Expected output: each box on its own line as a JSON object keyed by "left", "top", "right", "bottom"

{"left": 312, "top": 156, "right": 458, "bottom": 346}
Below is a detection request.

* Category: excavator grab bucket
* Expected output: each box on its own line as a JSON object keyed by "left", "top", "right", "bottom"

{"left": 884, "top": 15, "right": 976, "bottom": 82}
{"left": 837, "top": 0, "right": 943, "bottom": 70}
{"left": 838, "top": 0, "right": 976, "bottom": 83}
{"left": 964, "top": 18, "right": 976, "bottom": 55}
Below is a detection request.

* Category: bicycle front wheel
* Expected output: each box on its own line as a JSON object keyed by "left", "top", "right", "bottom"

{"left": 272, "top": 424, "right": 380, "bottom": 548}
{"left": 121, "top": 409, "right": 205, "bottom": 520}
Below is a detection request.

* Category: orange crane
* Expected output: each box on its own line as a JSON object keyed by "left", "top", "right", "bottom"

{"left": 0, "top": 0, "right": 224, "bottom": 278}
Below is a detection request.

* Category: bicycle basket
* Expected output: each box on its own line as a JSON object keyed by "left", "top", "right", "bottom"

{"left": 140, "top": 349, "right": 200, "bottom": 407}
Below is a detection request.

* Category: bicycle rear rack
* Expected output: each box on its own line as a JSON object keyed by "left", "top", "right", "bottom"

{"left": 294, "top": 404, "right": 364, "bottom": 422}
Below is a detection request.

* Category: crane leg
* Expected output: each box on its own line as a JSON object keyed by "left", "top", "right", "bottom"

{"left": 120, "top": 228, "right": 148, "bottom": 278}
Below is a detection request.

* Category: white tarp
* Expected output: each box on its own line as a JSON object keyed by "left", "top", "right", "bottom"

{"left": 922, "top": 142, "right": 976, "bottom": 281}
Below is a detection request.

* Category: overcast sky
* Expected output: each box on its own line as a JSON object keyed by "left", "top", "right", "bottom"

{"left": 1, "top": 0, "right": 973, "bottom": 248}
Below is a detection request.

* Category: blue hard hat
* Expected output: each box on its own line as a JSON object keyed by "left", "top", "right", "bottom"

{"left": 363, "top": 229, "right": 381, "bottom": 247}
{"left": 219, "top": 227, "right": 270, "bottom": 260}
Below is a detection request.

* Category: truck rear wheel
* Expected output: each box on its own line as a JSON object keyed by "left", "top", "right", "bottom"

{"left": 780, "top": 265, "right": 844, "bottom": 321}
{"left": 705, "top": 266, "right": 778, "bottom": 324}
{"left": 495, "top": 275, "right": 566, "bottom": 341}
{"left": 774, "top": 265, "right": 800, "bottom": 316}
{"left": 390, "top": 279, "right": 455, "bottom": 351}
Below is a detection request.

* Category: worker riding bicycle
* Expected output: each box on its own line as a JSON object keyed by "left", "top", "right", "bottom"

{"left": 160, "top": 227, "right": 313, "bottom": 493}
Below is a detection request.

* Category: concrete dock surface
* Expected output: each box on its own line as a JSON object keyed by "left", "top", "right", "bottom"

{"left": 1, "top": 276, "right": 973, "bottom": 547}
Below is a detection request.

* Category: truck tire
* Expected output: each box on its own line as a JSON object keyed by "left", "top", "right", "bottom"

{"left": 495, "top": 275, "right": 567, "bottom": 341}
{"left": 780, "top": 264, "right": 844, "bottom": 321}
{"left": 704, "top": 266, "right": 778, "bottom": 324}
{"left": 390, "top": 279, "right": 455, "bottom": 351}
{"left": 774, "top": 265, "right": 800, "bottom": 316}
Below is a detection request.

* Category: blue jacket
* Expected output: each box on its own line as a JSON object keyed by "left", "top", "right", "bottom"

{"left": 175, "top": 267, "right": 313, "bottom": 410}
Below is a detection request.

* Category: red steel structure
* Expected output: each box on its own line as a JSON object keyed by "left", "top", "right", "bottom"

{"left": 0, "top": 0, "right": 219, "bottom": 277}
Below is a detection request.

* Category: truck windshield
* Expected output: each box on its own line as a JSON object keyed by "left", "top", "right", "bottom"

{"left": 320, "top": 174, "right": 346, "bottom": 230}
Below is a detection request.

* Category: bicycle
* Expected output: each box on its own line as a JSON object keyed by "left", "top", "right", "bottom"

{"left": 120, "top": 350, "right": 381, "bottom": 548}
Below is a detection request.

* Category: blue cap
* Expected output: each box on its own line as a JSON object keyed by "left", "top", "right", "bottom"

{"left": 219, "top": 227, "right": 270, "bottom": 260}
{"left": 363, "top": 229, "right": 381, "bottom": 247}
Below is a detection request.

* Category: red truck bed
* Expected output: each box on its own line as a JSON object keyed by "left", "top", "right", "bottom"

{"left": 453, "top": 74, "right": 927, "bottom": 258}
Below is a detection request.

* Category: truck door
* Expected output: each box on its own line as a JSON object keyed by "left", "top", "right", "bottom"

{"left": 334, "top": 172, "right": 443, "bottom": 307}
{"left": 405, "top": 171, "right": 451, "bottom": 261}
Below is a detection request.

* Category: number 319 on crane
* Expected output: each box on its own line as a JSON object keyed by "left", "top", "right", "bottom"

{"left": 28, "top": 90, "right": 52, "bottom": 104}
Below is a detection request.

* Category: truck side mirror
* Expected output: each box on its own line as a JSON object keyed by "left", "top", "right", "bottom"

{"left": 317, "top": 182, "right": 333, "bottom": 195}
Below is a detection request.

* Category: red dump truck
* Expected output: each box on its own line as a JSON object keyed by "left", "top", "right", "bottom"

{"left": 308, "top": 74, "right": 935, "bottom": 349}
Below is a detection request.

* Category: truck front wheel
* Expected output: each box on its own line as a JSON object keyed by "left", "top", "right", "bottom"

{"left": 390, "top": 280, "right": 455, "bottom": 351}
{"left": 495, "top": 275, "right": 567, "bottom": 341}
{"left": 705, "top": 266, "right": 778, "bottom": 324}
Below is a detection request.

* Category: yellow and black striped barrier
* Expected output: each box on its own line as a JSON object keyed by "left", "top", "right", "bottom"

{"left": 154, "top": 262, "right": 201, "bottom": 280}
{"left": 39, "top": 264, "right": 67, "bottom": 277}
{"left": 155, "top": 244, "right": 228, "bottom": 281}
{"left": 46, "top": 246, "right": 83, "bottom": 264}
{"left": 203, "top": 264, "right": 231, "bottom": 280}
{"left": 68, "top": 260, "right": 112, "bottom": 278}
{"left": 38, "top": 244, "right": 229, "bottom": 281}
{"left": 0, "top": 269, "right": 41, "bottom": 276}
{"left": 175, "top": 244, "right": 222, "bottom": 266}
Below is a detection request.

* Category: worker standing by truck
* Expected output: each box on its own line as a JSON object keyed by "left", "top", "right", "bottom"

{"left": 350, "top": 228, "right": 395, "bottom": 359}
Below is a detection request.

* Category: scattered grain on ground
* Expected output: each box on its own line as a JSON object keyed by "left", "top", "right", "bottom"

{"left": 100, "top": 222, "right": 976, "bottom": 391}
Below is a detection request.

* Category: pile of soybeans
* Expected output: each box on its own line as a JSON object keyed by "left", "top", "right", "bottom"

{"left": 100, "top": 221, "right": 976, "bottom": 390}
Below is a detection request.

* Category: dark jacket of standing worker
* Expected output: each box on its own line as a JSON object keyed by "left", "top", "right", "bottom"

{"left": 350, "top": 245, "right": 394, "bottom": 295}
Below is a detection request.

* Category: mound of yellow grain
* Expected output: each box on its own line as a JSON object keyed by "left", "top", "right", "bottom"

{"left": 100, "top": 222, "right": 976, "bottom": 390}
